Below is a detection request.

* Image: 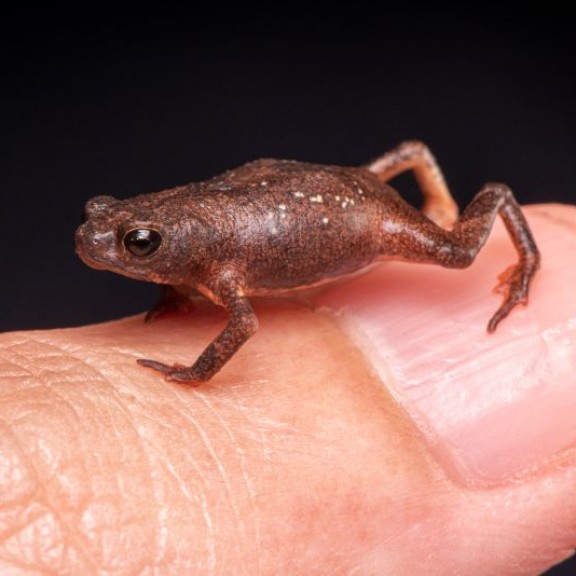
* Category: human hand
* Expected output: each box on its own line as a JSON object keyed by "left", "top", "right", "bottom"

{"left": 1, "top": 204, "right": 575, "bottom": 574}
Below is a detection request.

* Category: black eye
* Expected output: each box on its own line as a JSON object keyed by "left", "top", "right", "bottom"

{"left": 123, "top": 229, "right": 162, "bottom": 257}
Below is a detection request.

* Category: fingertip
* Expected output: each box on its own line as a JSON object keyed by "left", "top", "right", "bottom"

{"left": 317, "top": 203, "right": 576, "bottom": 484}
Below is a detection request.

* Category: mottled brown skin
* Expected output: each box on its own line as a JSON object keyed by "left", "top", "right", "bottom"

{"left": 75, "top": 141, "right": 540, "bottom": 384}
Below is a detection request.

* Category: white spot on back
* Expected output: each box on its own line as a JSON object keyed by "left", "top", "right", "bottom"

{"left": 340, "top": 197, "right": 356, "bottom": 209}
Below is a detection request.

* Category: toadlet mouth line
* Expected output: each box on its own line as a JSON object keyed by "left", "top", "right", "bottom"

{"left": 74, "top": 235, "right": 109, "bottom": 271}
{"left": 75, "top": 249, "right": 109, "bottom": 271}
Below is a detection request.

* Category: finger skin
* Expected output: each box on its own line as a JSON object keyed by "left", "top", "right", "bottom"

{"left": 318, "top": 203, "right": 576, "bottom": 485}
{"left": 0, "top": 205, "right": 575, "bottom": 574}
{"left": 0, "top": 309, "right": 445, "bottom": 574}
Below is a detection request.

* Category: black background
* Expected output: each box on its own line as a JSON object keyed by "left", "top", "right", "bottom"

{"left": 1, "top": 10, "right": 574, "bottom": 574}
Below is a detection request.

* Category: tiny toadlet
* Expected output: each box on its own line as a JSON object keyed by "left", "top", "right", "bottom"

{"left": 75, "top": 141, "right": 540, "bottom": 384}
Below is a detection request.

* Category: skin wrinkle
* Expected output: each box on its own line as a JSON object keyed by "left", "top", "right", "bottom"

{"left": 0, "top": 554, "right": 45, "bottom": 575}
{"left": 470, "top": 475, "right": 576, "bottom": 575}
{"left": 77, "top": 432, "right": 150, "bottom": 572}
{"left": 159, "top": 455, "right": 216, "bottom": 573}
{"left": 0, "top": 425, "right": 40, "bottom": 510}
{"left": 141, "top": 420, "right": 215, "bottom": 564}
{"left": 15, "top": 330, "right": 145, "bottom": 377}
{"left": 192, "top": 392, "right": 262, "bottom": 565}
{"left": 40, "top": 346, "right": 294, "bottom": 576}
{"left": 123, "top": 385, "right": 225, "bottom": 572}
{"left": 130, "top": 409, "right": 170, "bottom": 571}
{"left": 0, "top": 342, "right": 40, "bottom": 381}
{"left": 6, "top": 335, "right": 82, "bottom": 362}
{"left": 27, "top": 508, "right": 68, "bottom": 571}
{"left": 25, "top": 385, "right": 101, "bottom": 572}
{"left": 92, "top": 381, "right": 201, "bottom": 573}
{"left": 161, "top": 387, "right": 240, "bottom": 571}
{"left": 371, "top": 472, "right": 457, "bottom": 556}
{"left": 1, "top": 441, "right": 91, "bottom": 572}
{"left": 227, "top": 382, "right": 358, "bottom": 573}
{"left": 224, "top": 389, "right": 280, "bottom": 574}
{"left": 50, "top": 400, "right": 120, "bottom": 572}
{"left": 1, "top": 341, "right": 164, "bottom": 573}
{"left": 0, "top": 501, "right": 47, "bottom": 556}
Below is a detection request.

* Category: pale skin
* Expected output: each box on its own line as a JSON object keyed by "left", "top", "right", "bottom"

{"left": 1, "top": 204, "right": 576, "bottom": 574}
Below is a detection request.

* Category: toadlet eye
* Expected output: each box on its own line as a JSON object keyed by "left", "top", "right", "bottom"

{"left": 123, "top": 229, "right": 162, "bottom": 257}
